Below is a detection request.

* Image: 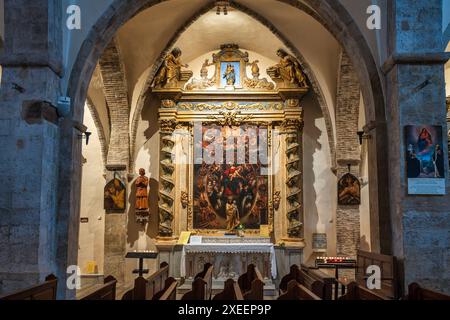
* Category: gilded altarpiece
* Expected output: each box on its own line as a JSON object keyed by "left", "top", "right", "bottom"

{"left": 152, "top": 44, "right": 308, "bottom": 249}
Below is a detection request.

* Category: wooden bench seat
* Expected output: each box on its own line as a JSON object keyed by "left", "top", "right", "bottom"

{"left": 278, "top": 280, "right": 321, "bottom": 300}
{"left": 181, "top": 263, "right": 213, "bottom": 300}
{"left": 122, "top": 262, "right": 169, "bottom": 300}
{"left": 78, "top": 275, "right": 117, "bottom": 300}
{"left": 152, "top": 277, "right": 178, "bottom": 300}
{"left": 238, "top": 264, "right": 264, "bottom": 300}
{"left": 0, "top": 274, "right": 57, "bottom": 300}
{"left": 407, "top": 283, "right": 450, "bottom": 300}
{"left": 339, "top": 282, "right": 388, "bottom": 300}
{"left": 213, "top": 279, "right": 244, "bottom": 300}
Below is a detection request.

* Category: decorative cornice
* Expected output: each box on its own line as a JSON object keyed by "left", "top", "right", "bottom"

{"left": 381, "top": 52, "right": 450, "bottom": 74}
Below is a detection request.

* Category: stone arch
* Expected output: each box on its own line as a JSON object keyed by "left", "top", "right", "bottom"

{"left": 63, "top": 1, "right": 390, "bottom": 293}
{"left": 128, "top": 0, "right": 336, "bottom": 172}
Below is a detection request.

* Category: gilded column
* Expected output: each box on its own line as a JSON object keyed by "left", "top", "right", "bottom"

{"left": 282, "top": 100, "right": 304, "bottom": 242}
{"left": 158, "top": 104, "right": 177, "bottom": 238}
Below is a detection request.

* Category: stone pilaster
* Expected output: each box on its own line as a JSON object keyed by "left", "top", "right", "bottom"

{"left": 0, "top": 0, "right": 65, "bottom": 297}
{"left": 384, "top": 0, "right": 450, "bottom": 294}
{"left": 335, "top": 51, "right": 361, "bottom": 257}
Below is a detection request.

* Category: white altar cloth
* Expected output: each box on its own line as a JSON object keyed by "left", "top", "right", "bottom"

{"left": 180, "top": 243, "right": 277, "bottom": 279}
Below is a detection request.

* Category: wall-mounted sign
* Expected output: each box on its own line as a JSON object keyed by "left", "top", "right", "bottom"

{"left": 312, "top": 233, "right": 327, "bottom": 251}
{"left": 405, "top": 125, "right": 446, "bottom": 195}
{"left": 80, "top": 217, "right": 89, "bottom": 223}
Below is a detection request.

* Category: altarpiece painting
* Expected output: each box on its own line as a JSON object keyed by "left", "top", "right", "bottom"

{"left": 193, "top": 124, "right": 269, "bottom": 230}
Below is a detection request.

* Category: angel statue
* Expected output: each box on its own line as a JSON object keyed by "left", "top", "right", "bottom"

{"left": 268, "top": 48, "right": 307, "bottom": 87}
{"left": 153, "top": 47, "right": 188, "bottom": 88}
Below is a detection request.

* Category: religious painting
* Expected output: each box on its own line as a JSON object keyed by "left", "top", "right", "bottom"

{"left": 104, "top": 177, "right": 126, "bottom": 213}
{"left": 405, "top": 125, "right": 446, "bottom": 195}
{"left": 193, "top": 124, "right": 269, "bottom": 230}
{"left": 337, "top": 173, "right": 361, "bottom": 205}
{"left": 220, "top": 61, "right": 240, "bottom": 87}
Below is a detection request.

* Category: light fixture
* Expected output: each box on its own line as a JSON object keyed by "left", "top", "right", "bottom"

{"left": 215, "top": 0, "right": 230, "bottom": 15}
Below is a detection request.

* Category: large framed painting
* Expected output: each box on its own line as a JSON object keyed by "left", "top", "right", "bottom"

{"left": 193, "top": 124, "right": 269, "bottom": 231}
{"left": 405, "top": 125, "right": 446, "bottom": 195}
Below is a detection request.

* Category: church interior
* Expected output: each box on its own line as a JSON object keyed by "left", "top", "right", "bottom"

{"left": 0, "top": 0, "right": 449, "bottom": 303}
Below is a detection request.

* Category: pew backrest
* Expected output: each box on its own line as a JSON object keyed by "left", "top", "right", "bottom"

{"left": 79, "top": 275, "right": 117, "bottom": 300}
{"left": 153, "top": 277, "right": 177, "bottom": 300}
{"left": 278, "top": 280, "right": 321, "bottom": 300}
{"left": 243, "top": 266, "right": 264, "bottom": 301}
{"left": 299, "top": 265, "right": 332, "bottom": 300}
{"left": 122, "top": 262, "right": 170, "bottom": 300}
{"left": 0, "top": 274, "right": 57, "bottom": 300}
{"left": 181, "top": 263, "right": 213, "bottom": 300}
{"left": 181, "top": 277, "right": 207, "bottom": 300}
{"left": 356, "top": 250, "right": 399, "bottom": 299}
{"left": 279, "top": 264, "right": 300, "bottom": 294}
{"left": 339, "top": 282, "right": 388, "bottom": 300}
{"left": 407, "top": 282, "right": 450, "bottom": 300}
{"left": 213, "top": 279, "right": 244, "bottom": 300}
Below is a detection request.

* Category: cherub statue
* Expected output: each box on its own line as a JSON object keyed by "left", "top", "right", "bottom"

{"left": 153, "top": 47, "right": 189, "bottom": 88}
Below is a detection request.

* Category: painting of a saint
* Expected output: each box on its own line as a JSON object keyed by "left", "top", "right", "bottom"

{"left": 193, "top": 125, "right": 268, "bottom": 230}
{"left": 338, "top": 173, "right": 361, "bottom": 205}
{"left": 220, "top": 61, "right": 240, "bottom": 87}
{"left": 405, "top": 126, "right": 444, "bottom": 178}
{"left": 104, "top": 178, "right": 126, "bottom": 213}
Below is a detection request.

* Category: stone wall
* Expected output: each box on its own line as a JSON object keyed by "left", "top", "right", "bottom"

{"left": 385, "top": 0, "right": 450, "bottom": 294}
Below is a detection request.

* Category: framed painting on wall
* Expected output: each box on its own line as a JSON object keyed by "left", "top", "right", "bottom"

{"left": 405, "top": 125, "right": 446, "bottom": 195}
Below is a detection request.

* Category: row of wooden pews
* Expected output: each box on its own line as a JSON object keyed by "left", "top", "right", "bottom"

{"left": 0, "top": 274, "right": 118, "bottom": 300}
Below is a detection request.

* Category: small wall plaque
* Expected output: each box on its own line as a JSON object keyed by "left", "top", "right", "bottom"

{"left": 80, "top": 217, "right": 89, "bottom": 223}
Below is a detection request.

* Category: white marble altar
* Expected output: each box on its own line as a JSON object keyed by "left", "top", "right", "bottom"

{"left": 180, "top": 236, "right": 276, "bottom": 280}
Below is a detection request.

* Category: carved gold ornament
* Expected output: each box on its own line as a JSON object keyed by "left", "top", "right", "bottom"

{"left": 208, "top": 111, "right": 253, "bottom": 127}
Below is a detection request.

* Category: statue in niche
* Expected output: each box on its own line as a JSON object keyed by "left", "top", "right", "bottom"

{"left": 223, "top": 63, "right": 236, "bottom": 86}
{"left": 268, "top": 48, "right": 307, "bottom": 87}
{"left": 153, "top": 47, "right": 189, "bottom": 88}
{"left": 135, "top": 168, "right": 149, "bottom": 213}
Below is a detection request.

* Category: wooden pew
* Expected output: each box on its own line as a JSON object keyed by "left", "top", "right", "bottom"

{"left": 238, "top": 264, "right": 264, "bottom": 300}
{"left": 78, "top": 275, "right": 117, "bottom": 300}
{"left": 278, "top": 280, "right": 321, "bottom": 300}
{"left": 356, "top": 250, "right": 400, "bottom": 299}
{"left": 407, "top": 282, "right": 450, "bottom": 300}
{"left": 122, "top": 262, "right": 169, "bottom": 300}
{"left": 181, "top": 263, "right": 213, "bottom": 300}
{"left": 279, "top": 264, "right": 301, "bottom": 294}
{"left": 213, "top": 279, "right": 244, "bottom": 301}
{"left": 338, "top": 282, "right": 388, "bottom": 300}
{"left": 279, "top": 264, "right": 325, "bottom": 299}
{"left": 300, "top": 264, "right": 333, "bottom": 300}
{"left": 152, "top": 277, "right": 178, "bottom": 300}
{"left": 0, "top": 274, "right": 57, "bottom": 300}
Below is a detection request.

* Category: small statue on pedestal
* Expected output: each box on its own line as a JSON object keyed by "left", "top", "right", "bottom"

{"left": 135, "top": 168, "right": 149, "bottom": 224}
